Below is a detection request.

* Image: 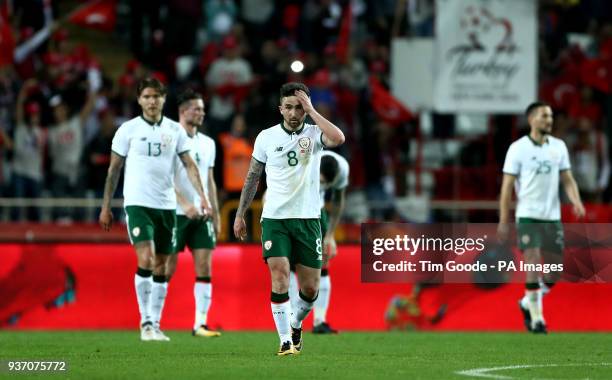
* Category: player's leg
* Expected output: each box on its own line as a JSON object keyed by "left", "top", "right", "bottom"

{"left": 313, "top": 209, "right": 337, "bottom": 333}
{"left": 524, "top": 248, "right": 546, "bottom": 332}
{"left": 134, "top": 241, "right": 155, "bottom": 340}
{"left": 148, "top": 209, "right": 177, "bottom": 341}
{"left": 517, "top": 219, "right": 546, "bottom": 333}
{"left": 269, "top": 257, "right": 293, "bottom": 355}
{"left": 165, "top": 214, "right": 189, "bottom": 281}
{"left": 288, "top": 264, "right": 299, "bottom": 312}
{"left": 191, "top": 218, "right": 220, "bottom": 337}
{"left": 150, "top": 253, "right": 170, "bottom": 340}
{"left": 313, "top": 266, "right": 336, "bottom": 333}
{"left": 192, "top": 248, "right": 218, "bottom": 335}
{"left": 540, "top": 221, "right": 564, "bottom": 294}
{"left": 291, "top": 218, "right": 323, "bottom": 352}
{"left": 262, "top": 218, "right": 294, "bottom": 355}
{"left": 125, "top": 206, "right": 156, "bottom": 341}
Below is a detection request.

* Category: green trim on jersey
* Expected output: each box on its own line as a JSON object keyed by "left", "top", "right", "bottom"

{"left": 527, "top": 135, "right": 549, "bottom": 146}
{"left": 261, "top": 218, "right": 322, "bottom": 269}
{"left": 280, "top": 120, "right": 304, "bottom": 135}
{"left": 125, "top": 206, "right": 177, "bottom": 254}
{"left": 516, "top": 217, "right": 564, "bottom": 254}
{"left": 111, "top": 149, "right": 125, "bottom": 158}
{"left": 140, "top": 114, "right": 163, "bottom": 126}
{"left": 175, "top": 215, "right": 216, "bottom": 252}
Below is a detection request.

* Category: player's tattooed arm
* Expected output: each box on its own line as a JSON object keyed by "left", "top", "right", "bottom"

{"left": 101, "top": 152, "right": 125, "bottom": 210}
{"left": 236, "top": 158, "right": 265, "bottom": 218}
{"left": 99, "top": 152, "right": 125, "bottom": 230}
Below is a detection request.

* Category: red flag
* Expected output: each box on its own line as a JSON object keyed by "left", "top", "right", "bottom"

{"left": 369, "top": 76, "right": 414, "bottom": 125}
{"left": 68, "top": 0, "right": 117, "bottom": 32}
{"left": 580, "top": 58, "right": 611, "bottom": 94}
{"left": 336, "top": 3, "right": 352, "bottom": 64}
{"left": 0, "top": 12, "right": 15, "bottom": 68}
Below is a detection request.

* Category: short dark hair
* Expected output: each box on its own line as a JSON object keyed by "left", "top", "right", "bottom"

{"left": 137, "top": 77, "right": 166, "bottom": 97}
{"left": 280, "top": 82, "right": 310, "bottom": 102}
{"left": 320, "top": 154, "right": 339, "bottom": 183}
{"left": 525, "top": 101, "right": 550, "bottom": 118}
{"left": 177, "top": 88, "right": 203, "bottom": 109}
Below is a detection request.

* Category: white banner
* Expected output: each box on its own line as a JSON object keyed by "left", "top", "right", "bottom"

{"left": 434, "top": 0, "right": 536, "bottom": 113}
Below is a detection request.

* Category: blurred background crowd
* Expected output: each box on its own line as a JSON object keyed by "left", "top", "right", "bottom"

{"left": 0, "top": 0, "right": 611, "bottom": 228}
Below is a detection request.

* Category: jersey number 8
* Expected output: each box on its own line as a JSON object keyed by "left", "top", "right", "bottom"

{"left": 287, "top": 151, "right": 298, "bottom": 166}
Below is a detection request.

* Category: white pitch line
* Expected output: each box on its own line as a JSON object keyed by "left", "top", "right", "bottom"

{"left": 455, "top": 363, "right": 612, "bottom": 380}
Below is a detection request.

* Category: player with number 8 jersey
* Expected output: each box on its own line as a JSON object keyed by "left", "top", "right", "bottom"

{"left": 234, "top": 82, "right": 345, "bottom": 356}
{"left": 254, "top": 121, "right": 324, "bottom": 219}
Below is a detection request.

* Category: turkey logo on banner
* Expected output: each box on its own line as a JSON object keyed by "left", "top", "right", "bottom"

{"left": 369, "top": 76, "right": 414, "bottom": 125}
{"left": 68, "top": 0, "right": 117, "bottom": 32}
{"left": 434, "top": 0, "right": 537, "bottom": 113}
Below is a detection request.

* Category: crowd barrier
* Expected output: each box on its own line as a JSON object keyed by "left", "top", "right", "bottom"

{"left": 2, "top": 243, "right": 611, "bottom": 331}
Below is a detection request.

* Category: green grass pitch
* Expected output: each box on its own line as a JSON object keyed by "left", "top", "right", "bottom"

{"left": 1, "top": 331, "right": 611, "bottom": 379}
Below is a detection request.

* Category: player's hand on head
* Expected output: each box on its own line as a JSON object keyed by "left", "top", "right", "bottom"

{"left": 295, "top": 90, "right": 314, "bottom": 114}
{"left": 233, "top": 217, "right": 247, "bottom": 241}
{"left": 99, "top": 209, "right": 113, "bottom": 231}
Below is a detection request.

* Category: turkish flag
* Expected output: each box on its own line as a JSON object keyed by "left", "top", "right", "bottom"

{"left": 580, "top": 58, "right": 611, "bottom": 94}
{"left": 369, "top": 76, "right": 414, "bottom": 125}
{"left": 68, "top": 0, "right": 117, "bottom": 32}
{"left": 0, "top": 13, "right": 15, "bottom": 68}
{"left": 539, "top": 76, "right": 578, "bottom": 112}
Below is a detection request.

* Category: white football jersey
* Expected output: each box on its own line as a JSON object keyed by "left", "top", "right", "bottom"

{"left": 253, "top": 122, "right": 325, "bottom": 219}
{"left": 319, "top": 150, "right": 349, "bottom": 209}
{"left": 174, "top": 131, "right": 215, "bottom": 215}
{"left": 502, "top": 135, "right": 571, "bottom": 221}
{"left": 112, "top": 115, "right": 191, "bottom": 210}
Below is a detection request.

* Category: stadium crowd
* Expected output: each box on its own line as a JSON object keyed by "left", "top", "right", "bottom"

{"left": 0, "top": 0, "right": 610, "bottom": 223}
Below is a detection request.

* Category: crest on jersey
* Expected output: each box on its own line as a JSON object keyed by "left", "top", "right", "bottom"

{"left": 132, "top": 227, "right": 141, "bottom": 237}
{"left": 161, "top": 134, "right": 172, "bottom": 145}
{"left": 298, "top": 137, "right": 311, "bottom": 150}
{"left": 549, "top": 152, "right": 559, "bottom": 162}
{"left": 521, "top": 234, "right": 530, "bottom": 244}
{"left": 264, "top": 240, "right": 273, "bottom": 250}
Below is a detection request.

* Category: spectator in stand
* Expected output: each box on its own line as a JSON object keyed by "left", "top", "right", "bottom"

{"left": 205, "top": 35, "right": 253, "bottom": 136}
{"left": 47, "top": 87, "right": 96, "bottom": 222}
{"left": 218, "top": 113, "right": 253, "bottom": 199}
{"left": 363, "top": 120, "right": 399, "bottom": 220}
{"left": 84, "top": 107, "right": 121, "bottom": 218}
{"left": 0, "top": 67, "right": 18, "bottom": 136}
{"left": 110, "top": 74, "right": 140, "bottom": 125}
{"left": 10, "top": 80, "right": 46, "bottom": 221}
{"left": 0, "top": 125, "right": 13, "bottom": 200}
{"left": 568, "top": 86, "right": 603, "bottom": 126}
{"left": 205, "top": 0, "right": 238, "bottom": 42}
{"left": 566, "top": 117, "right": 610, "bottom": 203}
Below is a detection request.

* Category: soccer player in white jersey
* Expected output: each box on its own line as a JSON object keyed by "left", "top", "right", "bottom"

{"left": 99, "top": 78, "right": 212, "bottom": 342}
{"left": 288, "top": 150, "right": 349, "bottom": 334}
{"left": 233, "top": 82, "right": 345, "bottom": 355}
{"left": 498, "top": 101, "right": 585, "bottom": 334}
{"left": 165, "top": 89, "right": 221, "bottom": 338}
